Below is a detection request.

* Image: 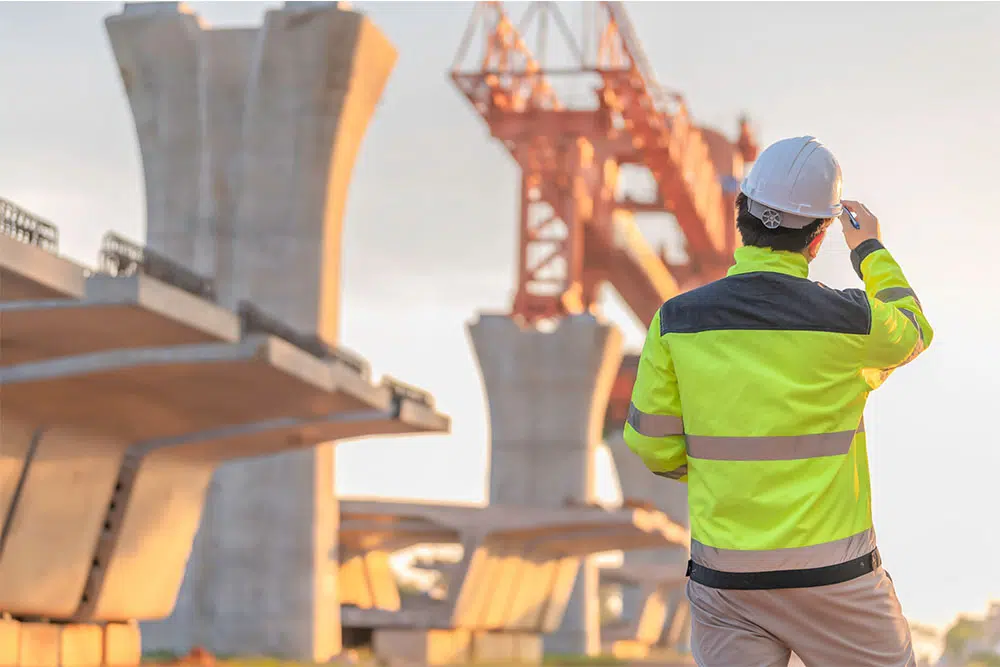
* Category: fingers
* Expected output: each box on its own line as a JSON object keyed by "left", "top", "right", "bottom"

{"left": 838, "top": 200, "right": 880, "bottom": 249}
{"left": 841, "top": 199, "right": 878, "bottom": 223}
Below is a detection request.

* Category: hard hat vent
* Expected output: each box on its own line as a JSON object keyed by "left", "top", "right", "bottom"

{"left": 761, "top": 209, "right": 782, "bottom": 229}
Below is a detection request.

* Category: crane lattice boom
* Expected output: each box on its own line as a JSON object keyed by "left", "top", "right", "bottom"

{"left": 451, "top": 1, "right": 759, "bottom": 429}
{"left": 451, "top": 1, "right": 757, "bottom": 327}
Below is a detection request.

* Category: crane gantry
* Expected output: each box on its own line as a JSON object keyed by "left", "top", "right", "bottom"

{"left": 450, "top": 1, "right": 759, "bottom": 429}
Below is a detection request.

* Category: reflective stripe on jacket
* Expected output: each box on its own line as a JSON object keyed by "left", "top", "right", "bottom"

{"left": 623, "top": 239, "right": 933, "bottom": 573}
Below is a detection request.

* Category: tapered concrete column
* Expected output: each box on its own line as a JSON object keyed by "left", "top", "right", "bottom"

{"left": 200, "top": 28, "right": 257, "bottom": 302}
{"left": 230, "top": 3, "right": 396, "bottom": 333}
{"left": 469, "top": 314, "right": 623, "bottom": 655}
{"left": 105, "top": 3, "right": 208, "bottom": 275}
{"left": 606, "top": 431, "right": 688, "bottom": 639}
{"left": 107, "top": 5, "right": 263, "bottom": 301}
{"left": 109, "top": 1, "right": 397, "bottom": 661}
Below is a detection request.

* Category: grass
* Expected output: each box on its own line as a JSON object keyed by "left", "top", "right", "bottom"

{"left": 144, "top": 663, "right": 632, "bottom": 667}
{"left": 140, "top": 659, "right": 688, "bottom": 667}
{"left": 141, "top": 657, "right": 636, "bottom": 667}
{"left": 141, "top": 651, "right": 330, "bottom": 666}
{"left": 143, "top": 657, "right": 331, "bottom": 666}
{"left": 141, "top": 647, "right": 691, "bottom": 667}
{"left": 542, "top": 656, "right": 624, "bottom": 666}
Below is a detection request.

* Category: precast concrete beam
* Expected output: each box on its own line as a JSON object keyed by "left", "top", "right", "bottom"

{"left": 84, "top": 390, "right": 446, "bottom": 623}
{"left": 0, "top": 273, "right": 240, "bottom": 366}
{"left": 342, "top": 606, "right": 453, "bottom": 632}
{"left": 600, "top": 562, "right": 688, "bottom": 651}
{"left": 601, "top": 584, "right": 668, "bottom": 644}
{"left": 503, "top": 552, "right": 560, "bottom": 632}
{"left": 0, "top": 336, "right": 407, "bottom": 619}
{"left": 338, "top": 501, "right": 688, "bottom": 638}
{"left": 663, "top": 594, "right": 691, "bottom": 652}
{"left": 341, "top": 500, "right": 688, "bottom": 551}
{"left": 600, "top": 562, "right": 688, "bottom": 588}
{"left": 0, "top": 234, "right": 86, "bottom": 301}
{"left": 0, "top": 336, "right": 377, "bottom": 437}
{"left": 338, "top": 549, "right": 401, "bottom": 613}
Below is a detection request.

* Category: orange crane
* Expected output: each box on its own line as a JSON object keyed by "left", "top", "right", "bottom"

{"left": 450, "top": 1, "right": 758, "bottom": 430}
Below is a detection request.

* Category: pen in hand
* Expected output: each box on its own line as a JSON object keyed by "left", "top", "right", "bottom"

{"left": 843, "top": 204, "right": 861, "bottom": 230}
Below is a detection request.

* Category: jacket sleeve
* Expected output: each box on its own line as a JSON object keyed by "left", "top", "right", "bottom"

{"left": 851, "top": 239, "right": 934, "bottom": 390}
{"left": 623, "top": 307, "right": 688, "bottom": 482}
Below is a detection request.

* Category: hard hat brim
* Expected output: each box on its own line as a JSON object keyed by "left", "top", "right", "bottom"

{"left": 747, "top": 198, "right": 820, "bottom": 230}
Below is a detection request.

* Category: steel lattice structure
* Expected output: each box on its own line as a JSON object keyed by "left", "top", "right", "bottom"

{"left": 450, "top": 1, "right": 759, "bottom": 432}
{"left": 451, "top": 1, "right": 757, "bottom": 328}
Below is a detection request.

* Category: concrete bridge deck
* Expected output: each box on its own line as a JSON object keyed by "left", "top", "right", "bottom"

{"left": 0, "top": 232, "right": 87, "bottom": 301}
{"left": 0, "top": 243, "right": 450, "bottom": 667}
{"left": 0, "top": 273, "right": 241, "bottom": 365}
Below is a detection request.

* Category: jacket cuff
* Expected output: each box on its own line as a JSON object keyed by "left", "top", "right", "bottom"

{"left": 850, "top": 239, "right": 886, "bottom": 280}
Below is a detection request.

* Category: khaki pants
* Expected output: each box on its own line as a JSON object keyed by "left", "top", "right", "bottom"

{"left": 687, "top": 567, "right": 916, "bottom": 667}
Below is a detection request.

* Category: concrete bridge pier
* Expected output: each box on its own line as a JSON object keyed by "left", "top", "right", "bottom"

{"left": 468, "top": 314, "right": 624, "bottom": 656}
{"left": 107, "top": 0, "right": 399, "bottom": 661}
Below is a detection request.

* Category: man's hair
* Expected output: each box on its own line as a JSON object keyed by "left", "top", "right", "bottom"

{"left": 735, "top": 192, "right": 828, "bottom": 252}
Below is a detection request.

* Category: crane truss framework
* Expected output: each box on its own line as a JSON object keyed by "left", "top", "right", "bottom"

{"left": 451, "top": 1, "right": 758, "bottom": 327}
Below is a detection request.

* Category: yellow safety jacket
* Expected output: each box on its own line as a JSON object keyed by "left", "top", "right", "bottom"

{"left": 624, "top": 240, "right": 932, "bottom": 573}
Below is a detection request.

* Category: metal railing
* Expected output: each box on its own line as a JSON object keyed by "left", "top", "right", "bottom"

{"left": 237, "top": 301, "right": 369, "bottom": 374}
{"left": 382, "top": 376, "right": 434, "bottom": 408}
{"left": 0, "top": 197, "right": 59, "bottom": 252}
{"left": 97, "top": 232, "right": 217, "bottom": 300}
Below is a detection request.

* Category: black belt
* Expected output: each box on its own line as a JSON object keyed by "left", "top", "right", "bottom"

{"left": 687, "top": 548, "right": 881, "bottom": 590}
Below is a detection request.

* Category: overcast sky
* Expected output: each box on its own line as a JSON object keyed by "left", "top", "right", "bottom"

{"left": 1, "top": 1, "right": 999, "bottom": 629}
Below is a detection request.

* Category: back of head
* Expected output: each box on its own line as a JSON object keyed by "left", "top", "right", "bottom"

{"left": 737, "top": 136, "right": 843, "bottom": 252}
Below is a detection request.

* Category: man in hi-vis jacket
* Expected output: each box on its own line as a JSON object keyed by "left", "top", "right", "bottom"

{"left": 624, "top": 136, "right": 931, "bottom": 667}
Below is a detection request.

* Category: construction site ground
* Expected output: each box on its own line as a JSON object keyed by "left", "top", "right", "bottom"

{"left": 140, "top": 655, "right": 695, "bottom": 667}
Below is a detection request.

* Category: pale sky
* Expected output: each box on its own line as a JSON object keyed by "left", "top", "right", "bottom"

{"left": 1, "top": 0, "right": 998, "bottom": 630}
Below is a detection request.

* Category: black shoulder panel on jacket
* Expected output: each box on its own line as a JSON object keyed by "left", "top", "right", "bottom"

{"left": 659, "top": 272, "right": 872, "bottom": 336}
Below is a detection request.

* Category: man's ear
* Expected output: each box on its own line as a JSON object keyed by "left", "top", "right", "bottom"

{"left": 807, "top": 229, "right": 827, "bottom": 258}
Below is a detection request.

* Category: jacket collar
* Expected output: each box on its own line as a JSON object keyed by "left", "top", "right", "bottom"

{"left": 726, "top": 245, "right": 809, "bottom": 279}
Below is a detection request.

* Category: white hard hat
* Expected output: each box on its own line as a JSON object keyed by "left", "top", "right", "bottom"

{"left": 740, "top": 136, "right": 843, "bottom": 229}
